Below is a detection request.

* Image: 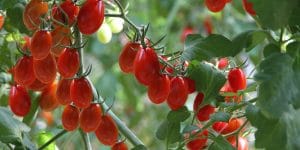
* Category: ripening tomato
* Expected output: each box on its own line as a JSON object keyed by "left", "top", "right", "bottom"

{"left": 218, "top": 58, "right": 228, "bottom": 69}
{"left": 9, "top": 85, "right": 31, "bottom": 116}
{"left": 147, "top": 75, "right": 170, "bottom": 104}
{"left": 26, "top": 79, "right": 49, "bottom": 91}
{"left": 0, "top": 14, "right": 5, "bottom": 30}
{"left": 242, "top": 0, "right": 256, "bottom": 16}
{"left": 227, "top": 136, "right": 249, "bottom": 150}
{"left": 112, "top": 141, "right": 128, "bottom": 150}
{"left": 14, "top": 56, "right": 36, "bottom": 86}
{"left": 39, "top": 82, "right": 59, "bottom": 112}
{"left": 56, "top": 78, "right": 72, "bottom": 105}
{"left": 181, "top": 26, "right": 195, "bottom": 42}
{"left": 31, "top": 30, "right": 52, "bottom": 60}
{"left": 203, "top": 17, "right": 213, "bottom": 35}
{"left": 52, "top": 0, "right": 79, "bottom": 26}
{"left": 119, "top": 42, "right": 141, "bottom": 73}
{"left": 133, "top": 47, "right": 160, "bottom": 86}
{"left": 95, "top": 115, "right": 118, "bottom": 146}
{"left": 57, "top": 48, "right": 79, "bottom": 78}
{"left": 228, "top": 68, "right": 247, "bottom": 92}
{"left": 167, "top": 77, "right": 188, "bottom": 110}
{"left": 222, "top": 118, "right": 243, "bottom": 134}
{"left": 33, "top": 54, "right": 57, "bottom": 84}
{"left": 183, "top": 77, "right": 196, "bottom": 94}
{"left": 212, "top": 121, "right": 228, "bottom": 133}
{"left": 186, "top": 129, "right": 208, "bottom": 150}
{"left": 62, "top": 105, "right": 80, "bottom": 131}
{"left": 79, "top": 104, "right": 102, "bottom": 132}
{"left": 97, "top": 22, "right": 112, "bottom": 44}
{"left": 220, "top": 82, "right": 242, "bottom": 103}
{"left": 70, "top": 77, "right": 93, "bottom": 108}
{"left": 51, "top": 26, "right": 71, "bottom": 57}
{"left": 23, "top": 0, "right": 48, "bottom": 30}
{"left": 205, "top": 0, "right": 227, "bottom": 12}
{"left": 22, "top": 36, "right": 31, "bottom": 51}
{"left": 193, "top": 92, "right": 215, "bottom": 122}
{"left": 77, "top": 0, "right": 105, "bottom": 35}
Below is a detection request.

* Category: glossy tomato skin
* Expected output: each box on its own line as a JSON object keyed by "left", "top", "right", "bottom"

{"left": 14, "top": 56, "right": 36, "bottom": 86}
{"left": 0, "top": 15, "right": 4, "bottom": 30}
{"left": 9, "top": 85, "right": 31, "bottom": 116}
{"left": 26, "top": 79, "right": 48, "bottom": 91}
{"left": 31, "top": 30, "right": 52, "bottom": 60}
{"left": 228, "top": 68, "right": 247, "bottom": 92}
{"left": 147, "top": 74, "right": 170, "bottom": 104}
{"left": 205, "top": 0, "right": 227, "bottom": 12}
{"left": 184, "top": 77, "right": 196, "bottom": 94}
{"left": 242, "top": 0, "right": 256, "bottom": 16}
{"left": 222, "top": 118, "right": 243, "bottom": 134}
{"left": 186, "top": 129, "right": 208, "bottom": 150}
{"left": 119, "top": 42, "right": 141, "bottom": 73}
{"left": 39, "top": 82, "right": 59, "bottom": 112}
{"left": 133, "top": 47, "right": 160, "bottom": 86}
{"left": 33, "top": 54, "right": 57, "bottom": 84}
{"left": 218, "top": 57, "right": 228, "bottom": 69}
{"left": 56, "top": 78, "right": 72, "bottom": 105}
{"left": 57, "top": 48, "right": 79, "bottom": 78}
{"left": 62, "top": 105, "right": 80, "bottom": 131}
{"left": 227, "top": 136, "right": 249, "bottom": 150}
{"left": 95, "top": 115, "right": 118, "bottom": 146}
{"left": 212, "top": 121, "right": 228, "bottom": 133}
{"left": 52, "top": 0, "right": 79, "bottom": 26}
{"left": 79, "top": 104, "right": 102, "bottom": 132}
{"left": 70, "top": 77, "right": 93, "bottom": 108}
{"left": 167, "top": 77, "right": 188, "bottom": 110}
{"left": 112, "top": 141, "right": 128, "bottom": 150}
{"left": 193, "top": 92, "right": 215, "bottom": 121}
{"left": 23, "top": 0, "right": 48, "bottom": 30}
{"left": 51, "top": 26, "right": 71, "bottom": 57}
{"left": 181, "top": 26, "right": 195, "bottom": 42}
{"left": 77, "top": 0, "right": 105, "bottom": 35}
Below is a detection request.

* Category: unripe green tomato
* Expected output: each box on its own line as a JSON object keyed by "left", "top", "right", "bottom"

{"left": 97, "top": 22, "right": 112, "bottom": 44}
{"left": 107, "top": 17, "right": 124, "bottom": 33}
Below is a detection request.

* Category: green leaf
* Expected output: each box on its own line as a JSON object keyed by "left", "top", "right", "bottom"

{"left": 36, "top": 132, "right": 54, "bottom": 150}
{"left": 5, "top": 3, "right": 28, "bottom": 34}
{"left": 182, "top": 125, "right": 199, "bottom": 134}
{"left": 210, "top": 112, "right": 230, "bottom": 122}
{"left": 232, "top": 30, "right": 267, "bottom": 53}
{"left": 263, "top": 43, "right": 281, "bottom": 58}
{"left": 167, "top": 106, "right": 190, "bottom": 123}
{"left": 156, "top": 120, "right": 181, "bottom": 144}
{"left": 208, "top": 135, "right": 234, "bottom": 150}
{"left": 131, "top": 145, "right": 147, "bottom": 150}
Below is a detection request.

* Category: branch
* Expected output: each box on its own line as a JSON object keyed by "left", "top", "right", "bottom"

{"left": 38, "top": 130, "right": 68, "bottom": 150}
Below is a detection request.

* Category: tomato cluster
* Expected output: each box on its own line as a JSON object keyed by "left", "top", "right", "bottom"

{"left": 204, "top": 0, "right": 256, "bottom": 15}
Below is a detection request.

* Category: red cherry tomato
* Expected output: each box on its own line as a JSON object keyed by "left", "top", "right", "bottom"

{"left": 203, "top": 17, "right": 213, "bottom": 35}
{"left": 23, "top": 0, "right": 48, "bottom": 30}
{"left": 77, "top": 0, "right": 105, "bottom": 35}
{"left": 186, "top": 129, "right": 208, "bottom": 150}
{"left": 14, "top": 56, "right": 36, "bottom": 86}
{"left": 222, "top": 118, "right": 243, "bottom": 134}
{"left": 205, "top": 0, "right": 227, "bottom": 12}
{"left": 220, "top": 82, "right": 243, "bottom": 103}
{"left": 147, "top": 74, "right": 170, "bottom": 104}
{"left": 218, "top": 57, "right": 228, "bottom": 69}
{"left": 242, "top": 0, "right": 256, "bottom": 16}
{"left": 39, "top": 82, "right": 59, "bottom": 112}
{"left": 26, "top": 79, "right": 48, "bottom": 91}
{"left": 57, "top": 48, "right": 80, "bottom": 78}
{"left": 70, "top": 77, "right": 93, "bottom": 108}
{"left": 95, "top": 115, "right": 118, "bottom": 146}
{"left": 228, "top": 68, "right": 247, "bottom": 92}
{"left": 133, "top": 47, "right": 160, "bottom": 86}
{"left": 183, "top": 77, "right": 196, "bottom": 94}
{"left": 31, "top": 30, "right": 52, "bottom": 60}
{"left": 56, "top": 78, "right": 72, "bottom": 105}
{"left": 227, "top": 136, "right": 249, "bottom": 150}
{"left": 167, "top": 77, "right": 188, "bottom": 110}
{"left": 52, "top": 0, "right": 79, "bottom": 26}
{"left": 181, "top": 26, "right": 195, "bottom": 42}
{"left": 193, "top": 92, "right": 215, "bottom": 121}
{"left": 79, "top": 104, "right": 102, "bottom": 132}
{"left": 33, "top": 54, "right": 57, "bottom": 84}
{"left": 112, "top": 141, "right": 128, "bottom": 150}
{"left": 0, "top": 14, "right": 4, "bottom": 30}
{"left": 51, "top": 26, "right": 71, "bottom": 57}
{"left": 119, "top": 42, "right": 141, "bottom": 73}
{"left": 9, "top": 85, "right": 31, "bottom": 116}
{"left": 22, "top": 36, "right": 31, "bottom": 51}
{"left": 212, "top": 121, "right": 228, "bottom": 133}
{"left": 62, "top": 105, "right": 80, "bottom": 131}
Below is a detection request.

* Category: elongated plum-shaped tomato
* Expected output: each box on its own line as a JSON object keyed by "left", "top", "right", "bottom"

{"left": 193, "top": 92, "right": 215, "bottom": 121}
{"left": 147, "top": 75, "right": 170, "bottom": 104}
{"left": 70, "top": 77, "right": 93, "bottom": 108}
{"left": 205, "top": 0, "right": 227, "bottom": 12}
{"left": 39, "top": 82, "right": 59, "bottom": 112}
{"left": 77, "top": 0, "right": 105, "bottom": 35}
{"left": 31, "top": 30, "right": 52, "bottom": 60}
{"left": 95, "top": 115, "right": 118, "bottom": 146}
{"left": 242, "top": 0, "right": 256, "bottom": 16}
{"left": 14, "top": 56, "right": 36, "bottom": 86}
{"left": 186, "top": 129, "right": 208, "bottom": 150}
{"left": 26, "top": 79, "right": 48, "bottom": 91}
{"left": 51, "top": 26, "right": 71, "bottom": 57}
{"left": 56, "top": 78, "right": 72, "bottom": 105}
{"left": 119, "top": 42, "right": 141, "bottom": 73}
{"left": 9, "top": 85, "right": 31, "bottom": 116}
{"left": 212, "top": 121, "right": 228, "bottom": 133}
{"left": 218, "top": 57, "right": 228, "bottom": 69}
{"left": 112, "top": 141, "right": 128, "bottom": 150}
{"left": 183, "top": 77, "right": 196, "bottom": 94}
{"left": 133, "top": 47, "right": 160, "bottom": 86}
{"left": 33, "top": 54, "right": 57, "bottom": 84}
{"left": 228, "top": 68, "right": 247, "bottom": 92}
{"left": 167, "top": 77, "right": 188, "bottom": 110}
{"left": 57, "top": 48, "right": 80, "bottom": 78}
{"left": 62, "top": 105, "right": 80, "bottom": 131}
{"left": 79, "top": 104, "right": 102, "bottom": 132}
{"left": 52, "top": 0, "right": 79, "bottom": 26}
{"left": 222, "top": 118, "right": 243, "bottom": 134}
{"left": 23, "top": 0, "right": 48, "bottom": 30}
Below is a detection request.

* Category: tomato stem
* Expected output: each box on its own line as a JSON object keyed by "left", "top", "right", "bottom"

{"left": 38, "top": 130, "right": 67, "bottom": 150}
{"left": 80, "top": 130, "right": 92, "bottom": 150}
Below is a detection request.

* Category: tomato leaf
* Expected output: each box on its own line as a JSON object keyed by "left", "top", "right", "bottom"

{"left": 210, "top": 112, "right": 230, "bottom": 122}
{"left": 156, "top": 120, "right": 182, "bottom": 144}
{"left": 232, "top": 30, "right": 268, "bottom": 53}
{"left": 132, "top": 145, "right": 147, "bottom": 150}
{"left": 182, "top": 125, "right": 199, "bottom": 134}
{"left": 167, "top": 106, "right": 190, "bottom": 123}
{"left": 208, "top": 135, "right": 234, "bottom": 150}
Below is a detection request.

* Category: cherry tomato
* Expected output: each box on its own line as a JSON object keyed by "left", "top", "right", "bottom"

{"left": 97, "top": 22, "right": 112, "bottom": 44}
{"left": 227, "top": 136, "right": 249, "bottom": 150}
{"left": 23, "top": 0, "right": 48, "bottom": 30}
{"left": 79, "top": 104, "right": 102, "bottom": 132}
{"left": 57, "top": 48, "right": 79, "bottom": 78}
{"left": 0, "top": 14, "right": 5, "bottom": 30}
{"left": 39, "top": 82, "right": 59, "bottom": 112}
{"left": 193, "top": 92, "right": 215, "bottom": 121}
{"left": 33, "top": 54, "right": 57, "bottom": 84}
{"left": 51, "top": 26, "right": 71, "bottom": 57}
{"left": 222, "top": 118, "right": 243, "bottom": 134}
{"left": 77, "top": 0, "right": 105, "bottom": 35}
{"left": 203, "top": 16, "right": 213, "bottom": 35}
{"left": 181, "top": 26, "right": 195, "bottom": 42}
{"left": 205, "top": 0, "right": 227, "bottom": 12}
{"left": 147, "top": 74, "right": 170, "bottom": 104}
{"left": 95, "top": 115, "right": 118, "bottom": 146}
{"left": 133, "top": 47, "right": 160, "bottom": 86}
{"left": 119, "top": 42, "right": 141, "bottom": 73}
{"left": 220, "top": 82, "right": 242, "bottom": 103}
{"left": 183, "top": 77, "right": 196, "bottom": 94}
{"left": 186, "top": 129, "right": 208, "bottom": 150}
{"left": 112, "top": 141, "right": 128, "bottom": 150}
{"left": 56, "top": 78, "right": 72, "bottom": 105}
{"left": 52, "top": 0, "right": 79, "bottom": 26}
{"left": 14, "top": 56, "right": 36, "bottom": 86}
{"left": 27, "top": 79, "right": 48, "bottom": 91}
{"left": 9, "top": 85, "right": 31, "bottom": 116}
{"left": 228, "top": 68, "right": 247, "bottom": 92}
{"left": 31, "top": 30, "right": 52, "bottom": 60}
{"left": 22, "top": 36, "right": 31, "bottom": 51}
{"left": 242, "top": 0, "right": 256, "bottom": 16}
{"left": 212, "top": 121, "right": 228, "bottom": 133}
{"left": 218, "top": 57, "right": 228, "bottom": 69}
{"left": 62, "top": 105, "right": 80, "bottom": 131}
{"left": 107, "top": 17, "right": 124, "bottom": 34}
{"left": 167, "top": 77, "right": 188, "bottom": 110}
{"left": 70, "top": 77, "right": 93, "bottom": 108}
{"left": 40, "top": 111, "right": 54, "bottom": 126}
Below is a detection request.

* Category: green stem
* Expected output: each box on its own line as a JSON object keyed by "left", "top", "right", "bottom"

{"left": 80, "top": 130, "right": 92, "bottom": 150}
{"left": 38, "top": 130, "right": 67, "bottom": 150}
